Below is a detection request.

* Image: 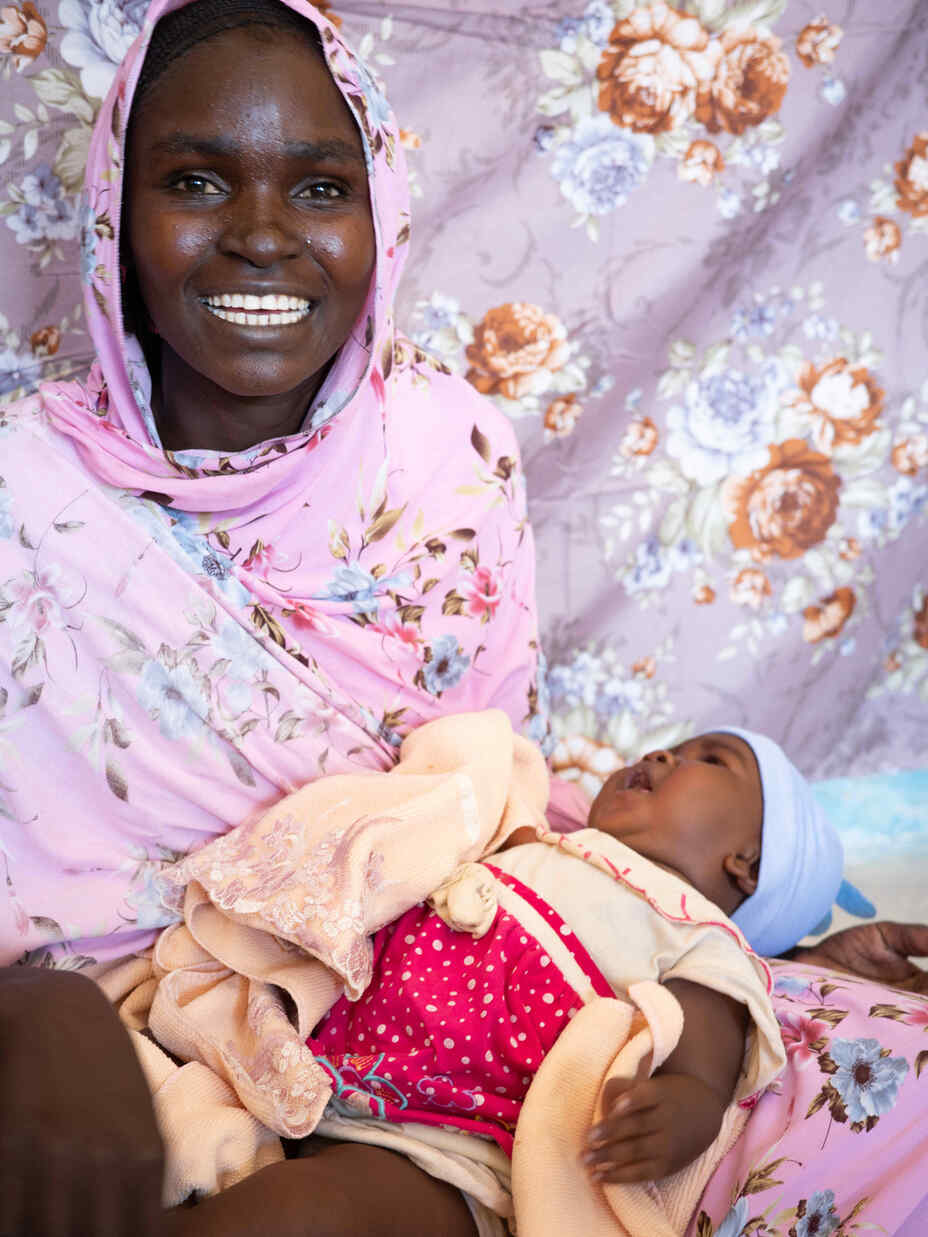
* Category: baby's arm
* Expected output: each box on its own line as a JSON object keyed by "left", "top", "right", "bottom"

{"left": 583, "top": 978, "right": 747, "bottom": 1183}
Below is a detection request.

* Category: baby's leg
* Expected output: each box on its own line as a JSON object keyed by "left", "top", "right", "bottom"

{"left": 166, "top": 1141, "right": 477, "bottom": 1237}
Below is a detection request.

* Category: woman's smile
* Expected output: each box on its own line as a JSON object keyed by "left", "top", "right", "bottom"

{"left": 199, "top": 292, "right": 314, "bottom": 327}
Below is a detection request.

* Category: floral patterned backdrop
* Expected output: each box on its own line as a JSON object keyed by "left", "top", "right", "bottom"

{"left": 2, "top": 0, "right": 927, "bottom": 917}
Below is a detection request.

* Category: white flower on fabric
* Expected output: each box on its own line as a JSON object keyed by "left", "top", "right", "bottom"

{"left": 0, "top": 346, "right": 39, "bottom": 397}
{"left": 0, "top": 487, "right": 13, "bottom": 539}
{"left": 819, "top": 75, "right": 846, "bottom": 106}
{"left": 59, "top": 0, "right": 148, "bottom": 99}
{"left": 837, "top": 198, "right": 861, "bottom": 225}
{"left": 666, "top": 369, "right": 778, "bottom": 485}
{"left": 137, "top": 655, "right": 209, "bottom": 741}
{"left": 124, "top": 861, "right": 182, "bottom": 931}
{"left": 623, "top": 537, "right": 673, "bottom": 595}
{"left": 552, "top": 115, "right": 654, "bottom": 216}
{"left": 717, "top": 187, "right": 741, "bottom": 218}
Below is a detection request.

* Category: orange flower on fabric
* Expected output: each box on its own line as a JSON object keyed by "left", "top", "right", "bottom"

{"left": 29, "top": 325, "right": 60, "bottom": 357}
{"left": 722, "top": 439, "right": 842, "bottom": 562}
{"left": 544, "top": 393, "right": 582, "bottom": 438}
{"left": 619, "top": 415, "right": 659, "bottom": 457}
{"left": 0, "top": 0, "right": 46, "bottom": 69}
{"left": 795, "top": 16, "right": 843, "bottom": 68}
{"left": 692, "top": 583, "right": 716, "bottom": 605}
{"left": 596, "top": 3, "right": 715, "bottom": 135}
{"left": 914, "top": 594, "right": 928, "bottom": 650}
{"left": 791, "top": 357, "right": 884, "bottom": 452}
{"left": 894, "top": 133, "right": 928, "bottom": 218}
{"left": 730, "top": 567, "right": 771, "bottom": 610}
{"left": 802, "top": 587, "right": 855, "bottom": 643}
{"left": 891, "top": 434, "right": 928, "bottom": 475}
{"left": 632, "top": 656, "right": 656, "bottom": 678}
{"left": 864, "top": 216, "right": 901, "bottom": 263}
{"left": 466, "top": 303, "right": 569, "bottom": 399}
{"left": 695, "top": 28, "right": 789, "bottom": 135}
{"left": 678, "top": 139, "right": 725, "bottom": 186}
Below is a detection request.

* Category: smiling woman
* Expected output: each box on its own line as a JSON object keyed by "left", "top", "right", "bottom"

{"left": 0, "top": 0, "right": 547, "bottom": 1233}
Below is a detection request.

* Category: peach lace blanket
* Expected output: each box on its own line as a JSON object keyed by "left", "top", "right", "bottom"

{"left": 94, "top": 710, "right": 757, "bottom": 1234}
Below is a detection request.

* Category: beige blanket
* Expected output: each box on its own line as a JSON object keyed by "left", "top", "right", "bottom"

{"left": 98, "top": 709, "right": 777, "bottom": 1235}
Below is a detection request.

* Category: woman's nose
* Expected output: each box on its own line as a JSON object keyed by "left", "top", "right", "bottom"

{"left": 218, "top": 191, "right": 303, "bottom": 267}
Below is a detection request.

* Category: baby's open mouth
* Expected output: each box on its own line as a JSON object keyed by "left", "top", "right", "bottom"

{"left": 201, "top": 293, "right": 312, "bottom": 327}
{"left": 626, "top": 765, "right": 652, "bottom": 792}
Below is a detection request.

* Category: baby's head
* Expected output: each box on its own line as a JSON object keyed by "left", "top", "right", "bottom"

{"left": 587, "top": 727, "right": 843, "bottom": 956}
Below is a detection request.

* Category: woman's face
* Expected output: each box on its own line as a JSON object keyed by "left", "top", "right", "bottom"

{"left": 125, "top": 26, "right": 375, "bottom": 407}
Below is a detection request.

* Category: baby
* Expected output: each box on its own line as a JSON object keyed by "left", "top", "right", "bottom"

{"left": 308, "top": 726, "right": 843, "bottom": 1185}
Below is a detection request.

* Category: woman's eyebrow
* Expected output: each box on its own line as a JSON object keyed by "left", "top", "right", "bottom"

{"left": 148, "top": 133, "right": 365, "bottom": 164}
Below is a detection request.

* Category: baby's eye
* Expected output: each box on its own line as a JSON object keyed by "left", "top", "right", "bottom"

{"left": 704, "top": 754, "right": 724, "bottom": 766}
{"left": 172, "top": 174, "right": 222, "bottom": 195}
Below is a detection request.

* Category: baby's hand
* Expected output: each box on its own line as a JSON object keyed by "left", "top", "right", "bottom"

{"left": 583, "top": 1073, "right": 726, "bottom": 1184}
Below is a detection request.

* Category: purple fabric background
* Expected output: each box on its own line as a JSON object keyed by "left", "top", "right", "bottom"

{"left": 2, "top": 0, "right": 927, "bottom": 797}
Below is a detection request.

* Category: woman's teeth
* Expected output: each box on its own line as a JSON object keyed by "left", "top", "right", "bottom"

{"left": 202, "top": 293, "right": 311, "bottom": 326}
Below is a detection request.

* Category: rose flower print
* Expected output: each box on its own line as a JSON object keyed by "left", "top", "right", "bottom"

{"left": 0, "top": 0, "right": 46, "bottom": 69}
{"left": 894, "top": 133, "right": 928, "bottom": 218}
{"left": 795, "top": 16, "right": 843, "bottom": 68}
{"left": 791, "top": 358, "right": 884, "bottom": 452}
{"left": 465, "top": 303, "right": 569, "bottom": 400}
{"left": 694, "top": 27, "right": 790, "bottom": 136}
{"left": 596, "top": 4, "right": 716, "bottom": 135}
{"left": 722, "top": 439, "right": 842, "bottom": 562}
{"left": 803, "top": 587, "right": 855, "bottom": 643}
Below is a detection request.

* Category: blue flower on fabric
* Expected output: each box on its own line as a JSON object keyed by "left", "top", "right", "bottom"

{"left": 773, "top": 974, "right": 812, "bottom": 997}
{"left": 828, "top": 1037, "right": 908, "bottom": 1123}
{"left": 552, "top": 115, "right": 654, "bottom": 216}
{"left": 624, "top": 537, "right": 673, "bottom": 595}
{"left": 711, "top": 1197, "right": 749, "bottom": 1237}
{"left": 794, "top": 1190, "right": 839, "bottom": 1237}
{"left": 422, "top": 634, "right": 470, "bottom": 696}
{"left": 324, "top": 563, "right": 411, "bottom": 619}
{"left": 6, "top": 164, "right": 78, "bottom": 247}
{"left": 666, "top": 369, "right": 778, "bottom": 486}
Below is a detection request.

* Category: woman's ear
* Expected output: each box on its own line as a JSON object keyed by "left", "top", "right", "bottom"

{"left": 723, "top": 845, "right": 760, "bottom": 898}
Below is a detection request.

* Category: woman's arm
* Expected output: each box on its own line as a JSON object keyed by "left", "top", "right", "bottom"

{"left": 0, "top": 966, "right": 165, "bottom": 1237}
{"left": 582, "top": 978, "right": 747, "bottom": 1183}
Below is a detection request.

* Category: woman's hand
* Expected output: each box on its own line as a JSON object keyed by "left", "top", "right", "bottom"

{"left": 790, "top": 922, "right": 928, "bottom": 993}
{"left": 0, "top": 965, "right": 165, "bottom": 1237}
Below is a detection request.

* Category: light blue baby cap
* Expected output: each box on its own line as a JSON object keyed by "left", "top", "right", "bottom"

{"left": 720, "top": 727, "right": 844, "bottom": 957}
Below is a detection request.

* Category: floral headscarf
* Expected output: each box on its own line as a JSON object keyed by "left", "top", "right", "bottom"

{"left": 0, "top": 0, "right": 547, "bottom": 967}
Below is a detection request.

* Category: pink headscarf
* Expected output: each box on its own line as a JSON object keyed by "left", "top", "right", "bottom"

{"left": 0, "top": 0, "right": 547, "bottom": 967}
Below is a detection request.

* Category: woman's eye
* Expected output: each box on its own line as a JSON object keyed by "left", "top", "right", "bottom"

{"left": 172, "top": 174, "right": 222, "bottom": 195}
{"left": 296, "top": 181, "right": 345, "bottom": 201}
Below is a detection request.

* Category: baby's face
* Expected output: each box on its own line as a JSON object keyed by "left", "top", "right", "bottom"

{"left": 587, "top": 733, "right": 763, "bottom": 908}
